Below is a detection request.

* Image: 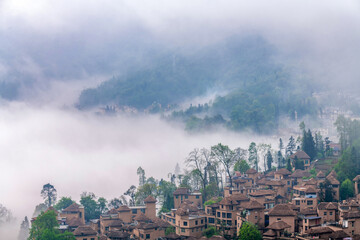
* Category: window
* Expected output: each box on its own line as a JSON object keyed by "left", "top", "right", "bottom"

{"left": 330, "top": 211, "right": 333, "bottom": 216}
{"left": 201, "top": 219, "right": 204, "bottom": 224}
{"left": 227, "top": 213, "right": 232, "bottom": 219}
{"left": 146, "top": 234, "right": 150, "bottom": 239}
{"left": 305, "top": 226, "right": 307, "bottom": 231}
{"left": 217, "top": 212, "right": 220, "bottom": 217}
{"left": 277, "top": 218, "right": 281, "bottom": 221}
{"left": 287, "top": 181, "right": 290, "bottom": 185}
{"left": 295, "top": 200, "right": 300, "bottom": 205}
{"left": 183, "top": 221, "right": 188, "bottom": 226}
{"left": 132, "top": 209, "right": 137, "bottom": 214}
{"left": 304, "top": 219, "right": 307, "bottom": 223}
{"left": 255, "top": 215, "right": 257, "bottom": 219}
{"left": 181, "top": 229, "right": 185, "bottom": 233}
{"left": 192, "top": 229, "right": 194, "bottom": 232}
{"left": 222, "top": 213, "right": 226, "bottom": 218}
{"left": 307, "top": 200, "right": 313, "bottom": 206}
{"left": 324, "top": 212, "right": 327, "bottom": 216}
{"left": 176, "top": 195, "right": 178, "bottom": 199}
{"left": 352, "top": 222, "right": 355, "bottom": 227}
{"left": 195, "top": 220, "right": 198, "bottom": 225}
{"left": 227, "top": 220, "right": 232, "bottom": 226}
{"left": 196, "top": 196, "right": 199, "bottom": 199}
{"left": 209, "top": 218, "right": 215, "bottom": 224}
{"left": 185, "top": 195, "right": 188, "bottom": 199}
{"left": 91, "top": 238, "right": 95, "bottom": 240}
{"left": 141, "top": 208, "right": 146, "bottom": 213}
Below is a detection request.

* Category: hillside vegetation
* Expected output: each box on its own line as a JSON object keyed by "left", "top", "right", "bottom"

{"left": 77, "top": 36, "right": 318, "bottom": 133}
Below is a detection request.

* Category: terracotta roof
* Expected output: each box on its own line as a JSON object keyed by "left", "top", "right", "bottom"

{"left": 152, "top": 218, "right": 171, "bottom": 228}
{"left": 144, "top": 195, "right": 157, "bottom": 203}
{"left": 107, "top": 231, "right": 130, "bottom": 238}
{"left": 308, "top": 226, "right": 333, "bottom": 234}
{"left": 328, "top": 170, "right": 337, "bottom": 178}
{"left": 342, "top": 211, "right": 360, "bottom": 219}
{"left": 317, "top": 171, "right": 325, "bottom": 178}
{"left": 117, "top": 205, "right": 131, "bottom": 212}
{"left": 98, "top": 235, "right": 108, "bottom": 240}
{"left": 299, "top": 207, "right": 317, "bottom": 216}
{"left": 134, "top": 212, "right": 151, "bottom": 222}
{"left": 290, "top": 169, "right": 311, "bottom": 178}
{"left": 317, "top": 202, "right": 338, "bottom": 210}
{"left": 246, "top": 168, "right": 257, "bottom": 174}
{"left": 265, "top": 171, "right": 275, "bottom": 178}
{"left": 165, "top": 233, "right": 181, "bottom": 239}
{"left": 219, "top": 197, "right": 233, "bottom": 205}
{"left": 173, "top": 188, "right": 189, "bottom": 195}
{"left": 229, "top": 193, "right": 249, "bottom": 202}
{"left": 108, "top": 219, "right": 123, "bottom": 227}
{"left": 249, "top": 189, "right": 275, "bottom": 197}
{"left": 326, "top": 175, "right": 340, "bottom": 185}
{"left": 304, "top": 178, "right": 317, "bottom": 185}
{"left": 268, "top": 204, "right": 296, "bottom": 216}
{"left": 275, "top": 168, "right": 291, "bottom": 176}
{"left": 290, "top": 150, "right": 310, "bottom": 159}
{"left": 305, "top": 186, "right": 317, "bottom": 193}
{"left": 107, "top": 208, "right": 118, "bottom": 215}
{"left": 244, "top": 200, "right": 264, "bottom": 210}
{"left": 267, "top": 220, "right": 291, "bottom": 230}
{"left": 73, "top": 225, "right": 97, "bottom": 236}
{"left": 329, "top": 230, "right": 350, "bottom": 239}
{"left": 62, "top": 203, "right": 81, "bottom": 212}
{"left": 234, "top": 178, "right": 247, "bottom": 184}
{"left": 67, "top": 217, "right": 84, "bottom": 227}
{"left": 263, "top": 229, "right": 277, "bottom": 236}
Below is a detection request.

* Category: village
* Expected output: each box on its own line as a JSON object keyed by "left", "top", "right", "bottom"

{"left": 27, "top": 138, "right": 360, "bottom": 240}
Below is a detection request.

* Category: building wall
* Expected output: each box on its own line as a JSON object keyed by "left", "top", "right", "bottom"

{"left": 292, "top": 198, "right": 317, "bottom": 211}
{"left": 145, "top": 202, "right": 156, "bottom": 219}
{"left": 133, "top": 227, "right": 166, "bottom": 240}
{"left": 174, "top": 215, "right": 206, "bottom": 238}
{"left": 317, "top": 209, "right": 336, "bottom": 223}
{"left": 118, "top": 210, "right": 131, "bottom": 223}
{"left": 269, "top": 216, "right": 295, "bottom": 233}
{"left": 75, "top": 235, "right": 97, "bottom": 240}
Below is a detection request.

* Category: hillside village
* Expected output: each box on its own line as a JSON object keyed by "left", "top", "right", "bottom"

{"left": 26, "top": 149, "right": 360, "bottom": 240}
{"left": 24, "top": 116, "right": 360, "bottom": 240}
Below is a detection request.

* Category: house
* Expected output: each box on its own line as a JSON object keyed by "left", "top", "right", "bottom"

{"left": 265, "top": 221, "right": 291, "bottom": 238}
{"left": 289, "top": 169, "right": 311, "bottom": 187}
{"left": 73, "top": 225, "right": 98, "bottom": 240}
{"left": 236, "top": 199, "right": 265, "bottom": 233}
{"left": 317, "top": 202, "right": 338, "bottom": 224}
{"left": 326, "top": 174, "right": 340, "bottom": 201}
{"left": 306, "top": 226, "right": 334, "bottom": 239}
{"left": 268, "top": 204, "right": 296, "bottom": 233}
{"left": 173, "top": 188, "right": 202, "bottom": 209}
{"left": 297, "top": 208, "right": 320, "bottom": 234}
{"left": 290, "top": 151, "right": 311, "bottom": 170}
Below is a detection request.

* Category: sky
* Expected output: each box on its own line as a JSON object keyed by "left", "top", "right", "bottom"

{"left": 0, "top": 0, "right": 359, "bottom": 238}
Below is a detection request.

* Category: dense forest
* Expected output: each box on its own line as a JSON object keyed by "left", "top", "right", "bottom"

{"left": 77, "top": 36, "right": 318, "bottom": 133}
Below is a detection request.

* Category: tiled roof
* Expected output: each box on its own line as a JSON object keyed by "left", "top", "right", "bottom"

{"left": 117, "top": 205, "right": 131, "bottom": 212}
{"left": 290, "top": 169, "right": 311, "bottom": 178}
{"left": 134, "top": 212, "right": 151, "bottom": 222}
{"left": 268, "top": 204, "right": 296, "bottom": 216}
{"left": 290, "top": 150, "right": 310, "bottom": 159}
{"left": 317, "top": 171, "right": 325, "bottom": 178}
{"left": 244, "top": 200, "right": 264, "bottom": 210}
{"left": 107, "top": 231, "right": 130, "bottom": 238}
{"left": 266, "top": 220, "right": 291, "bottom": 230}
{"left": 67, "top": 217, "right": 84, "bottom": 227}
{"left": 326, "top": 175, "right": 340, "bottom": 185}
{"left": 246, "top": 168, "right": 257, "bottom": 174}
{"left": 144, "top": 195, "right": 157, "bottom": 203}
{"left": 62, "top": 203, "right": 81, "bottom": 212}
{"left": 329, "top": 230, "right": 350, "bottom": 239}
{"left": 263, "top": 229, "right": 276, "bottom": 236}
{"left": 275, "top": 168, "right": 291, "bottom": 176}
{"left": 317, "top": 202, "right": 338, "bottom": 210}
{"left": 173, "top": 188, "right": 189, "bottom": 195}
{"left": 305, "top": 186, "right": 317, "bottom": 193}
{"left": 249, "top": 189, "right": 275, "bottom": 197}
{"left": 73, "top": 226, "right": 97, "bottom": 236}
{"left": 308, "top": 226, "right": 333, "bottom": 234}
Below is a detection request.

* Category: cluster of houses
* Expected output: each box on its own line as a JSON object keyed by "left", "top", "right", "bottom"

{"left": 35, "top": 150, "right": 360, "bottom": 240}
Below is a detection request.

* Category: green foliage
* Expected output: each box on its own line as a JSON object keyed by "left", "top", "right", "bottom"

{"left": 165, "top": 226, "right": 176, "bottom": 236}
{"left": 78, "top": 36, "right": 318, "bottom": 134}
{"left": 294, "top": 156, "right": 304, "bottom": 170}
{"left": 309, "top": 168, "right": 317, "bottom": 178}
{"left": 319, "top": 179, "right": 334, "bottom": 202}
{"left": 41, "top": 183, "right": 57, "bottom": 207}
{"left": 204, "top": 197, "right": 222, "bottom": 206}
{"left": 340, "top": 178, "right": 354, "bottom": 200}
{"left": 301, "top": 129, "right": 316, "bottom": 161}
{"left": 238, "top": 222, "right": 262, "bottom": 240}
{"left": 248, "top": 142, "right": 258, "bottom": 171}
{"left": 54, "top": 197, "right": 75, "bottom": 211}
{"left": 203, "top": 226, "right": 219, "bottom": 238}
{"left": 158, "top": 180, "right": 177, "bottom": 211}
{"left": 286, "top": 159, "right": 292, "bottom": 172}
{"left": 28, "top": 210, "right": 75, "bottom": 240}
{"left": 234, "top": 160, "right": 250, "bottom": 174}
{"left": 335, "top": 140, "right": 360, "bottom": 183}
{"left": 80, "top": 192, "right": 107, "bottom": 221}
{"left": 266, "top": 150, "right": 273, "bottom": 171}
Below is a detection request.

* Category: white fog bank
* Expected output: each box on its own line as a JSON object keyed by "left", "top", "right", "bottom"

{"left": 0, "top": 103, "right": 276, "bottom": 238}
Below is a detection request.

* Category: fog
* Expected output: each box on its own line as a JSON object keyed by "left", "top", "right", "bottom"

{"left": 0, "top": 0, "right": 359, "bottom": 238}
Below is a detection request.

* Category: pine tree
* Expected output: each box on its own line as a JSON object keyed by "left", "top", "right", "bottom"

{"left": 286, "top": 136, "right": 296, "bottom": 157}
{"left": 266, "top": 150, "right": 273, "bottom": 171}
{"left": 18, "top": 216, "right": 29, "bottom": 240}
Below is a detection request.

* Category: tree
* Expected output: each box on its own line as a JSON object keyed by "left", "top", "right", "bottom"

{"left": 41, "top": 183, "right": 57, "bottom": 207}
{"left": 32, "top": 203, "right": 48, "bottom": 217}
{"left": 302, "top": 129, "right": 316, "bottom": 161}
{"left": 54, "top": 197, "right": 75, "bottom": 211}
{"left": 319, "top": 179, "right": 335, "bottom": 202}
{"left": 248, "top": 142, "right": 258, "bottom": 171}
{"left": 257, "top": 143, "right": 271, "bottom": 172}
{"left": 234, "top": 160, "right": 250, "bottom": 174}
{"left": 238, "top": 222, "right": 262, "bottom": 240}
{"left": 203, "top": 226, "right": 219, "bottom": 238}
{"left": 165, "top": 226, "right": 176, "bottom": 236}
{"left": 277, "top": 151, "right": 283, "bottom": 168}
{"left": 135, "top": 179, "right": 158, "bottom": 204}
{"left": 108, "top": 198, "right": 123, "bottom": 209}
{"left": 28, "top": 210, "right": 75, "bottom": 240}
{"left": 18, "top": 216, "right": 29, "bottom": 240}
{"left": 158, "top": 179, "right": 176, "bottom": 212}
{"left": 294, "top": 156, "right": 304, "bottom": 170}
{"left": 80, "top": 192, "right": 100, "bottom": 221}
{"left": 124, "top": 185, "right": 137, "bottom": 206}
{"left": 279, "top": 138, "right": 284, "bottom": 154}
{"left": 211, "top": 143, "right": 240, "bottom": 188}
{"left": 137, "top": 167, "right": 146, "bottom": 186}
{"left": 286, "top": 159, "right": 292, "bottom": 172}
{"left": 98, "top": 197, "right": 108, "bottom": 214}
{"left": 286, "top": 136, "right": 296, "bottom": 157}
{"left": 266, "top": 150, "right": 273, "bottom": 171}
{"left": 340, "top": 178, "right": 354, "bottom": 200}
{"left": 186, "top": 148, "right": 211, "bottom": 201}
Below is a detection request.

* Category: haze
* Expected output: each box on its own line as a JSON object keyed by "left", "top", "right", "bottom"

{"left": 0, "top": 0, "right": 359, "bottom": 239}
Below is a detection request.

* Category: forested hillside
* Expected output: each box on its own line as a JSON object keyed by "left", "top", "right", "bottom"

{"left": 77, "top": 36, "right": 318, "bottom": 133}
